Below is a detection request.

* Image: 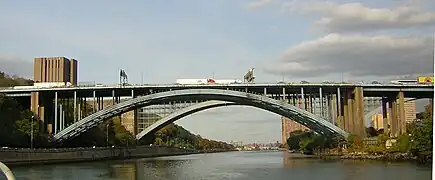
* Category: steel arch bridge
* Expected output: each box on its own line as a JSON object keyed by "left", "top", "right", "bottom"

{"left": 53, "top": 89, "right": 349, "bottom": 142}
{"left": 135, "top": 100, "right": 238, "bottom": 140}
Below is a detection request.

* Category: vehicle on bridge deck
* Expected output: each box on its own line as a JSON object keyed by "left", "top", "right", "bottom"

{"left": 417, "top": 76, "right": 434, "bottom": 84}
{"left": 214, "top": 79, "right": 243, "bottom": 84}
{"left": 13, "top": 82, "right": 72, "bottom": 89}
{"left": 390, "top": 80, "right": 418, "bottom": 85}
{"left": 176, "top": 79, "right": 214, "bottom": 85}
{"left": 176, "top": 79, "right": 242, "bottom": 85}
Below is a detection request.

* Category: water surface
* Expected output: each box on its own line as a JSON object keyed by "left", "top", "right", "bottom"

{"left": 5, "top": 151, "right": 432, "bottom": 180}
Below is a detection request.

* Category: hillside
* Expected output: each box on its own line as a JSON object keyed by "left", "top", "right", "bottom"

{"left": 0, "top": 71, "right": 33, "bottom": 87}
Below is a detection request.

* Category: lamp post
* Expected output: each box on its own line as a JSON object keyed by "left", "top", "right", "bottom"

{"left": 30, "top": 115, "right": 34, "bottom": 149}
{"left": 106, "top": 124, "right": 110, "bottom": 147}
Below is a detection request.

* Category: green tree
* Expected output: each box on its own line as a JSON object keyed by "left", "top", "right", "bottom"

{"left": 110, "top": 117, "right": 135, "bottom": 146}
{"left": 409, "top": 103, "right": 433, "bottom": 163}
{"left": 0, "top": 71, "right": 33, "bottom": 87}
{"left": 0, "top": 94, "right": 37, "bottom": 147}
{"left": 286, "top": 130, "right": 312, "bottom": 150}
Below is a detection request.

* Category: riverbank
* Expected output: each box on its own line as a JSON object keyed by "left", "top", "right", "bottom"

{"left": 0, "top": 146, "right": 233, "bottom": 167}
{"left": 286, "top": 150, "right": 430, "bottom": 164}
{"left": 316, "top": 152, "right": 416, "bottom": 162}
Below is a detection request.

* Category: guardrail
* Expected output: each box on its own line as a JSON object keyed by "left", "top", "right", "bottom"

{"left": 0, "top": 83, "right": 432, "bottom": 93}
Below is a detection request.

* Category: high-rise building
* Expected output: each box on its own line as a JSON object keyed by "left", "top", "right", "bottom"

{"left": 32, "top": 57, "right": 78, "bottom": 133}
{"left": 404, "top": 100, "right": 416, "bottom": 123}
{"left": 371, "top": 114, "right": 385, "bottom": 130}
{"left": 33, "top": 57, "right": 78, "bottom": 85}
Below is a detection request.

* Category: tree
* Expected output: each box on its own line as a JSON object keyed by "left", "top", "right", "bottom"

{"left": 150, "top": 123, "right": 234, "bottom": 150}
{"left": 0, "top": 94, "right": 37, "bottom": 147}
{"left": 111, "top": 117, "right": 135, "bottom": 146}
{"left": 365, "top": 127, "right": 379, "bottom": 137}
{"left": 0, "top": 71, "right": 33, "bottom": 87}
{"left": 409, "top": 103, "right": 433, "bottom": 163}
{"left": 287, "top": 130, "right": 311, "bottom": 150}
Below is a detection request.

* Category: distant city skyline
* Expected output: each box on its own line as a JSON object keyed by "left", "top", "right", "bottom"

{"left": 1, "top": 0, "right": 434, "bottom": 143}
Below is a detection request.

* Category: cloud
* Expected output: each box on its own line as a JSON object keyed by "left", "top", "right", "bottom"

{"left": 264, "top": 34, "right": 434, "bottom": 78}
{"left": 300, "top": 1, "right": 435, "bottom": 33}
{"left": 246, "top": 0, "right": 274, "bottom": 9}
{"left": 0, "top": 53, "right": 33, "bottom": 78}
{"left": 281, "top": 0, "right": 309, "bottom": 12}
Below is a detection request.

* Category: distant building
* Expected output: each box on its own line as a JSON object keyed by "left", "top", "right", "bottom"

{"left": 370, "top": 99, "right": 416, "bottom": 130}
{"left": 404, "top": 100, "right": 416, "bottom": 123}
{"left": 33, "top": 57, "right": 78, "bottom": 85}
{"left": 281, "top": 117, "right": 308, "bottom": 144}
{"left": 371, "top": 114, "right": 386, "bottom": 130}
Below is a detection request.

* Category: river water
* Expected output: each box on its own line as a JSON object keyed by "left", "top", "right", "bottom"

{"left": 5, "top": 151, "right": 432, "bottom": 180}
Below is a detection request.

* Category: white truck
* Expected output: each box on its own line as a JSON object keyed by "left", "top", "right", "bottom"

{"left": 13, "top": 82, "right": 72, "bottom": 89}
{"left": 176, "top": 79, "right": 242, "bottom": 85}
{"left": 176, "top": 79, "right": 215, "bottom": 85}
{"left": 34, "top": 82, "right": 72, "bottom": 88}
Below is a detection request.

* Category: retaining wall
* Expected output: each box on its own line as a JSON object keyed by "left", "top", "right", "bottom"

{"left": 0, "top": 146, "right": 199, "bottom": 166}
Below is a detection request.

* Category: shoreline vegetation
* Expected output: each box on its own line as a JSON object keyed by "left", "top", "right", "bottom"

{"left": 285, "top": 104, "right": 433, "bottom": 165}
{"left": 287, "top": 150, "right": 420, "bottom": 163}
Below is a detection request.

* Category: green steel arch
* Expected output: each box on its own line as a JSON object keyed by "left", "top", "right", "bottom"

{"left": 135, "top": 101, "right": 238, "bottom": 140}
{"left": 54, "top": 89, "right": 349, "bottom": 142}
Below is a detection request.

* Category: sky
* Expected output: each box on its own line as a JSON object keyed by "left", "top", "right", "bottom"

{"left": 1, "top": 0, "right": 434, "bottom": 143}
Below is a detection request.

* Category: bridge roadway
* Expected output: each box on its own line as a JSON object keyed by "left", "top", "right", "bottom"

{"left": 1, "top": 83, "right": 433, "bottom": 98}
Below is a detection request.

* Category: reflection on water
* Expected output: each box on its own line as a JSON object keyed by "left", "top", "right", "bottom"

{"left": 9, "top": 151, "right": 432, "bottom": 180}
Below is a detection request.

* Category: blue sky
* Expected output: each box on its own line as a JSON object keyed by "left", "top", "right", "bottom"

{"left": 1, "top": 0, "right": 434, "bottom": 143}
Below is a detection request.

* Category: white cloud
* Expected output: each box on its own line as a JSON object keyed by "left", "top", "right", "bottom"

{"left": 281, "top": 0, "right": 309, "bottom": 12}
{"left": 264, "top": 34, "right": 434, "bottom": 78}
{"left": 300, "top": 1, "right": 435, "bottom": 33}
{"left": 246, "top": 0, "right": 274, "bottom": 9}
{"left": 0, "top": 53, "right": 33, "bottom": 78}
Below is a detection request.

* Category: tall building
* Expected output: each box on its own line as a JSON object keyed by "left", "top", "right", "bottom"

{"left": 32, "top": 57, "right": 78, "bottom": 133}
{"left": 371, "top": 114, "right": 386, "bottom": 130}
{"left": 404, "top": 100, "right": 416, "bottom": 123}
{"left": 33, "top": 57, "right": 78, "bottom": 85}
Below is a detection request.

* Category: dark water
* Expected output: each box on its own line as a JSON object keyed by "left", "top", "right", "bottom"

{"left": 4, "top": 151, "right": 432, "bottom": 180}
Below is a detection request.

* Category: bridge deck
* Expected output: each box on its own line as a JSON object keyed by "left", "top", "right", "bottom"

{"left": 1, "top": 84, "right": 433, "bottom": 98}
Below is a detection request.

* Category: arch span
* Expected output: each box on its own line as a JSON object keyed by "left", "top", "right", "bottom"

{"left": 135, "top": 100, "right": 238, "bottom": 140}
{"left": 53, "top": 89, "right": 349, "bottom": 142}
